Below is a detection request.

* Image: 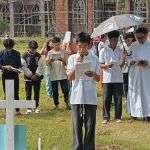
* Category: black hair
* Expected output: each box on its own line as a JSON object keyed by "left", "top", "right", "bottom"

{"left": 124, "top": 32, "right": 136, "bottom": 42}
{"left": 135, "top": 27, "right": 148, "bottom": 35}
{"left": 3, "top": 38, "right": 15, "bottom": 49}
{"left": 107, "top": 30, "right": 120, "bottom": 39}
{"left": 28, "top": 40, "right": 38, "bottom": 50}
{"left": 101, "top": 34, "right": 107, "bottom": 39}
{"left": 52, "top": 36, "right": 61, "bottom": 43}
{"left": 76, "top": 32, "right": 91, "bottom": 44}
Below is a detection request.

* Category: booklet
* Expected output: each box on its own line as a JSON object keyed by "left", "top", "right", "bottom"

{"left": 75, "top": 62, "right": 91, "bottom": 78}
{"left": 51, "top": 53, "right": 61, "bottom": 60}
{"left": 10, "top": 67, "right": 22, "bottom": 73}
{"left": 63, "top": 31, "right": 71, "bottom": 44}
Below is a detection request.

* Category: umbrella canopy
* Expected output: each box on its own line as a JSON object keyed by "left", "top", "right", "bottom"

{"left": 91, "top": 14, "right": 145, "bottom": 38}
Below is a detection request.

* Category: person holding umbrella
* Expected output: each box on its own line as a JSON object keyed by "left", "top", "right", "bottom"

{"left": 99, "top": 30, "right": 124, "bottom": 124}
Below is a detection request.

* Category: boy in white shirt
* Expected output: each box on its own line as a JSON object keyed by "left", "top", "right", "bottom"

{"left": 46, "top": 37, "right": 70, "bottom": 110}
{"left": 99, "top": 30, "right": 124, "bottom": 124}
{"left": 67, "top": 32, "right": 100, "bottom": 150}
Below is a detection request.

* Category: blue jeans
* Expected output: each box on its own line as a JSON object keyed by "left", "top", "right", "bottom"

{"left": 44, "top": 65, "right": 53, "bottom": 97}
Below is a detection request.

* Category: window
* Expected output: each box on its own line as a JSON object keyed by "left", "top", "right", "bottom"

{"left": 69, "top": 0, "right": 86, "bottom": 33}
{"left": 133, "top": 0, "right": 149, "bottom": 22}
{"left": 94, "top": 0, "right": 116, "bottom": 27}
{"left": 32, "top": 4, "right": 40, "bottom": 24}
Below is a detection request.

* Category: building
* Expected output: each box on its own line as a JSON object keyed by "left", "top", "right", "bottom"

{"left": 0, "top": 0, "right": 149, "bottom": 37}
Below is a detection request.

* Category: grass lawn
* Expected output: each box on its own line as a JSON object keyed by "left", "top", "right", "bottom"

{"left": 0, "top": 38, "right": 150, "bottom": 150}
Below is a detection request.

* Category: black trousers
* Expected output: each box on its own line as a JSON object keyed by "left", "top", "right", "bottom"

{"left": 123, "top": 73, "right": 128, "bottom": 98}
{"left": 103, "top": 83, "right": 123, "bottom": 120}
{"left": 51, "top": 79, "right": 69, "bottom": 106}
{"left": 71, "top": 105, "right": 97, "bottom": 150}
{"left": 2, "top": 75, "right": 20, "bottom": 112}
{"left": 25, "top": 80, "right": 41, "bottom": 108}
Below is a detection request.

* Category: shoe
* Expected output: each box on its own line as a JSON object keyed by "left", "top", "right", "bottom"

{"left": 54, "top": 105, "right": 59, "bottom": 110}
{"left": 102, "top": 120, "right": 108, "bottom": 124}
{"left": 132, "top": 117, "right": 137, "bottom": 120}
{"left": 116, "top": 119, "right": 122, "bottom": 123}
{"left": 35, "top": 107, "right": 40, "bottom": 113}
{"left": 26, "top": 109, "right": 32, "bottom": 114}
{"left": 15, "top": 111, "right": 22, "bottom": 115}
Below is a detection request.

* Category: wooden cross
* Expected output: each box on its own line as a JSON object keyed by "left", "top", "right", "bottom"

{"left": 0, "top": 80, "right": 35, "bottom": 150}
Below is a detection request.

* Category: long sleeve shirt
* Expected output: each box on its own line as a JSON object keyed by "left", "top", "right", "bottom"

{"left": 0, "top": 49, "right": 21, "bottom": 78}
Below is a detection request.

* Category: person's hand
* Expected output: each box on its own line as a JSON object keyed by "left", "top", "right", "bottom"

{"left": 2, "top": 65, "right": 12, "bottom": 71}
{"left": 58, "top": 57, "right": 63, "bottom": 61}
{"left": 31, "top": 75, "right": 38, "bottom": 81}
{"left": 130, "top": 60, "right": 136, "bottom": 66}
{"left": 137, "top": 60, "right": 149, "bottom": 67}
{"left": 84, "top": 71, "right": 96, "bottom": 77}
{"left": 58, "top": 58, "right": 66, "bottom": 65}
{"left": 122, "top": 51, "right": 128, "bottom": 62}
{"left": 76, "top": 55, "right": 84, "bottom": 64}
{"left": 47, "top": 58, "right": 55, "bottom": 64}
{"left": 104, "top": 64, "right": 113, "bottom": 69}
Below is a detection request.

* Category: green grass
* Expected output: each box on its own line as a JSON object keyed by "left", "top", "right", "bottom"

{"left": 0, "top": 38, "right": 150, "bottom": 150}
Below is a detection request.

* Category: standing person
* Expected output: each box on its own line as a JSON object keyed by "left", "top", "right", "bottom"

{"left": 98, "top": 34, "right": 108, "bottom": 87}
{"left": 122, "top": 32, "right": 136, "bottom": 98}
{"left": 99, "top": 30, "right": 124, "bottom": 124}
{"left": 0, "top": 38, "right": 22, "bottom": 115}
{"left": 90, "top": 36, "right": 100, "bottom": 57}
{"left": 98, "top": 34, "right": 108, "bottom": 53}
{"left": 128, "top": 27, "right": 150, "bottom": 121}
{"left": 67, "top": 32, "right": 100, "bottom": 150}
{"left": 22, "top": 40, "right": 43, "bottom": 114}
{"left": 63, "top": 36, "right": 78, "bottom": 56}
{"left": 46, "top": 37, "right": 70, "bottom": 110}
{"left": 41, "top": 39, "right": 53, "bottom": 97}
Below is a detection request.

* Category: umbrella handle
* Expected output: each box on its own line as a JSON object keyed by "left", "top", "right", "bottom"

{"left": 120, "top": 35, "right": 126, "bottom": 52}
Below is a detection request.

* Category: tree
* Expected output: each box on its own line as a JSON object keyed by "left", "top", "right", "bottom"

{"left": 0, "top": 18, "right": 8, "bottom": 33}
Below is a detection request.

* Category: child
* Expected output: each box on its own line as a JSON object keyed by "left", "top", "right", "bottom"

{"left": 99, "top": 30, "right": 124, "bottom": 124}
{"left": 22, "top": 40, "right": 43, "bottom": 114}
{"left": 0, "top": 38, "right": 22, "bottom": 115}
{"left": 67, "top": 32, "right": 100, "bottom": 150}
{"left": 46, "top": 37, "right": 70, "bottom": 110}
{"left": 40, "top": 39, "right": 53, "bottom": 97}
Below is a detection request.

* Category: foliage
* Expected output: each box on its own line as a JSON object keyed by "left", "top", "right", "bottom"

{"left": 0, "top": 18, "right": 8, "bottom": 33}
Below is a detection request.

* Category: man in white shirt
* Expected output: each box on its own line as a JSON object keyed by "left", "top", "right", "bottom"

{"left": 128, "top": 27, "right": 150, "bottom": 122}
{"left": 99, "top": 30, "right": 124, "bottom": 124}
{"left": 67, "top": 32, "right": 100, "bottom": 150}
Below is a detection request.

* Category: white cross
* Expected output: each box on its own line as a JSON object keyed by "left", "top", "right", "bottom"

{"left": 0, "top": 80, "right": 36, "bottom": 150}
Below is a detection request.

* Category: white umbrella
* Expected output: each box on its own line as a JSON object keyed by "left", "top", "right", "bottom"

{"left": 91, "top": 14, "right": 145, "bottom": 38}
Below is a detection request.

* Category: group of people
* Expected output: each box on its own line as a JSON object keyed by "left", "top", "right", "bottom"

{"left": 0, "top": 27, "right": 150, "bottom": 150}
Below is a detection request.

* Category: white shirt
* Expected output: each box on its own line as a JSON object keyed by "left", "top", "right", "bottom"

{"left": 99, "top": 46, "right": 123, "bottom": 83}
{"left": 130, "top": 40, "right": 150, "bottom": 62}
{"left": 67, "top": 52, "right": 100, "bottom": 105}
{"left": 47, "top": 49, "right": 67, "bottom": 81}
